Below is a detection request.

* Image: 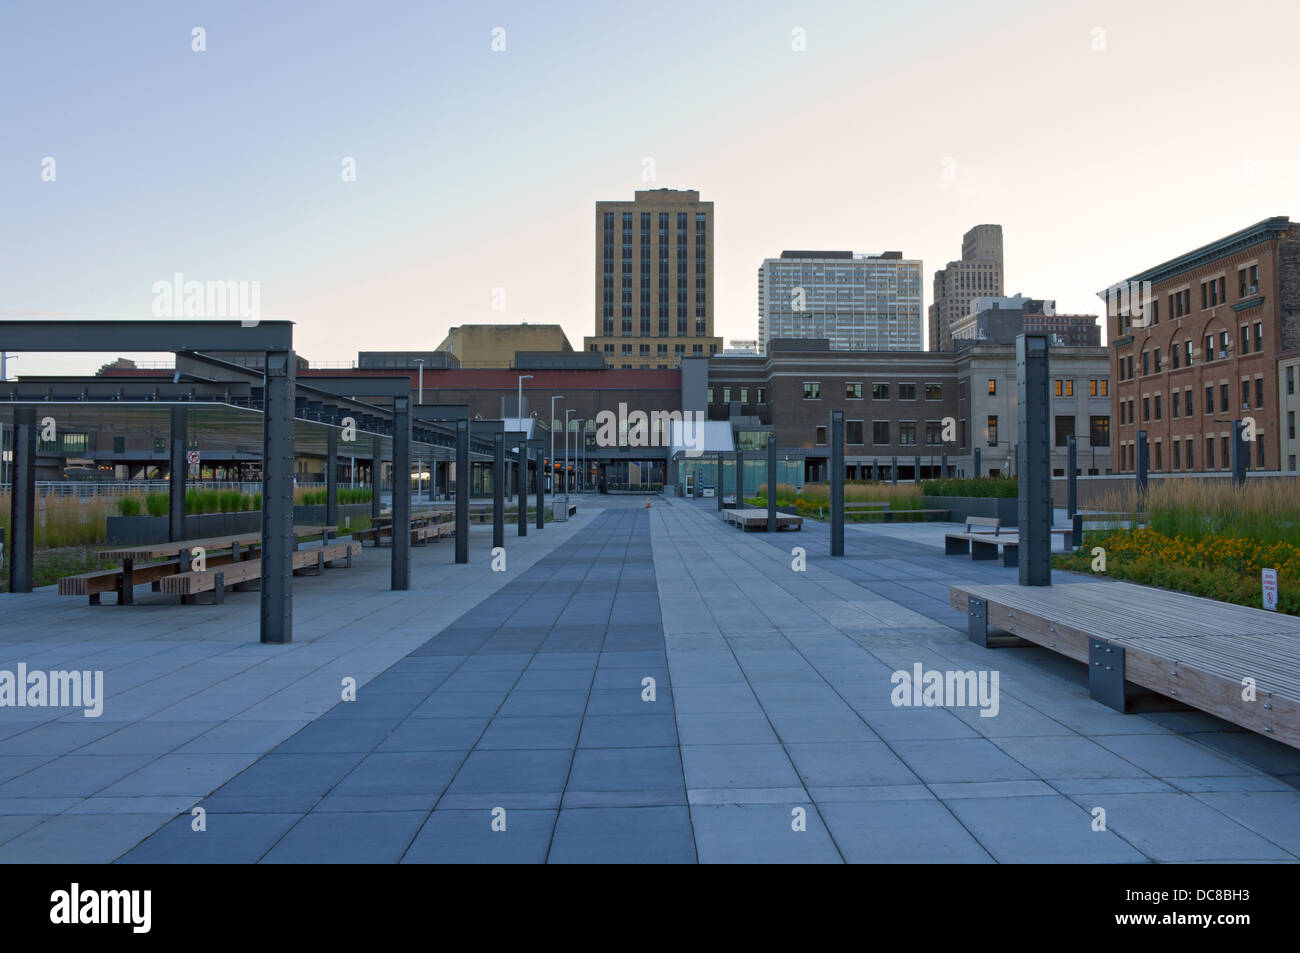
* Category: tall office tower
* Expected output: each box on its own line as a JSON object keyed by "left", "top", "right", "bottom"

{"left": 583, "top": 188, "right": 721, "bottom": 369}
{"left": 929, "top": 224, "right": 1005, "bottom": 351}
{"left": 756, "top": 250, "right": 923, "bottom": 353}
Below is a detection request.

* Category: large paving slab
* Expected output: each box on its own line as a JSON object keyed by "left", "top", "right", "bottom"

{"left": 2, "top": 494, "right": 1299, "bottom": 862}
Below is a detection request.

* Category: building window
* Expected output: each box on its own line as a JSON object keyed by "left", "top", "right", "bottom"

{"left": 1143, "top": 396, "right": 1150, "bottom": 422}
{"left": 846, "top": 420, "right": 864, "bottom": 445}
{"left": 1222, "top": 436, "right": 1230, "bottom": 469}
{"left": 872, "top": 421, "right": 890, "bottom": 445}
{"left": 987, "top": 415, "right": 998, "bottom": 447}
{"left": 1154, "top": 394, "right": 1162, "bottom": 420}
{"left": 1184, "top": 389, "right": 1192, "bottom": 417}
{"left": 1205, "top": 385, "right": 1213, "bottom": 414}
{"left": 1090, "top": 416, "right": 1110, "bottom": 447}
{"left": 1289, "top": 410, "right": 1295, "bottom": 441}
{"left": 815, "top": 426, "right": 827, "bottom": 446}
{"left": 1172, "top": 345, "right": 1180, "bottom": 370}
{"left": 846, "top": 382, "right": 863, "bottom": 399}
{"left": 1142, "top": 352, "right": 1150, "bottom": 376}
{"left": 1255, "top": 322, "right": 1263, "bottom": 352}
{"left": 925, "top": 383, "right": 943, "bottom": 400}
{"left": 925, "top": 421, "right": 944, "bottom": 445}
{"left": 1054, "top": 415, "right": 1075, "bottom": 447}
{"left": 1089, "top": 379, "right": 1108, "bottom": 397}
{"left": 960, "top": 419, "right": 968, "bottom": 448}
{"left": 1153, "top": 349, "right": 1161, "bottom": 373}
{"left": 722, "top": 388, "right": 732, "bottom": 404}
{"left": 898, "top": 383, "right": 917, "bottom": 400}
{"left": 1256, "top": 377, "right": 1264, "bottom": 410}
{"left": 1205, "top": 334, "right": 1214, "bottom": 360}
{"left": 1184, "top": 340, "right": 1193, "bottom": 366}
{"left": 756, "top": 387, "right": 766, "bottom": 403}
{"left": 706, "top": 388, "right": 714, "bottom": 404}
{"left": 1290, "top": 366, "right": 1296, "bottom": 395}
{"left": 1207, "top": 437, "right": 1215, "bottom": 469}
{"left": 1186, "top": 438, "right": 1193, "bottom": 470}
{"left": 1220, "top": 383, "right": 1230, "bottom": 413}
{"left": 899, "top": 422, "right": 916, "bottom": 446}
{"left": 987, "top": 379, "right": 996, "bottom": 395}
{"left": 1259, "top": 440, "right": 1266, "bottom": 469}
{"left": 803, "top": 382, "right": 821, "bottom": 400}
{"left": 872, "top": 383, "right": 889, "bottom": 400}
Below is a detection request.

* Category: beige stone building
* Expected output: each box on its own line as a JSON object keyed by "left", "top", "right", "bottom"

{"left": 583, "top": 188, "right": 722, "bottom": 368}
{"left": 436, "top": 323, "right": 572, "bottom": 367}
{"left": 929, "top": 224, "right": 1005, "bottom": 352}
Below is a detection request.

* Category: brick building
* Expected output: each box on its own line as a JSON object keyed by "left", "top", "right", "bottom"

{"left": 1101, "top": 216, "right": 1300, "bottom": 475}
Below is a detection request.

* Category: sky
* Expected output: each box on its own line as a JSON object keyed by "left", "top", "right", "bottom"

{"left": 2, "top": 0, "right": 1298, "bottom": 376}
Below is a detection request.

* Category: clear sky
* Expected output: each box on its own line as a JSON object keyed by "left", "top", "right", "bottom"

{"left": 2, "top": 0, "right": 1298, "bottom": 375}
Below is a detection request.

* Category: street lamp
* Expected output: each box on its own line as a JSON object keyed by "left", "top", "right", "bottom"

{"left": 564, "top": 409, "right": 573, "bottom": 501}
{"left": 414, "top": 358, "right": 425, "bottom": 405}
{"left": 550, "top": 394, "right": 564, "bottom": 497}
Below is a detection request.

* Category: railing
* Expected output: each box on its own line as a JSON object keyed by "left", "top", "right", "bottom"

{"left": 0, "top": 480, "right": 334, "bottom": 499}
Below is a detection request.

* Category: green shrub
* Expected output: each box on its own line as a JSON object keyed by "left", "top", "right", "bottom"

{"left": 920, "top": 477, "right": 1018, "bottom": 498}
{"left": 116, "top": 496, "right": 142, "bottom": 517}
{"left": 144, "top": 492, "right": 169, "bottom": 517}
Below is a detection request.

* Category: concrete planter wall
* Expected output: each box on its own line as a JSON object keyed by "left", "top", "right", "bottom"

{"left": 922, "top": 495, "right": 1018, "bottom": 525}
{"left": 105, "top": 503, "right": 372, "bottom": 546}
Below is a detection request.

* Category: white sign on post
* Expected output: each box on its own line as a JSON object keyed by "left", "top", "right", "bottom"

{"left": 186, "top": 450, "right": 200, "bottom": 466}
{"left": 1262, "top": 568, "right": 1278, "bottom": 611}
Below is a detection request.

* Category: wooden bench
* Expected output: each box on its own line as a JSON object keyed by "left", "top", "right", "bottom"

{"left": 160, "top": 542, "right": 358, "bottom": 603}
{"left": 950, "top": 581, "right": 1300, "bottom": 750}
{"left": 722, "top": 508, "right": 803, "bottom": 531}
{"left": 945, "top": 518, "right": 1075, "bottom": 567}
{"left": 58, "top": 549, "right": 259, "bottom": 605}
{"left": 356, "top": 522, "right": 448, "bottom": 546}
{"left": 834, "top": 502, "right": 952, "bottom": 522}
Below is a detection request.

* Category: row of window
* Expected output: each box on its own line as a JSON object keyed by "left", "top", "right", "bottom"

{"left": 708, "top": 387, "right": 768, "bottom": 404}
{"left": 1120, "top": 323, "right": 1266, "bottom": 380}
{"left": 1115, "top": 264, "right": 1261, "bottom": 333}
{"left": 1117, "top": 435, "right": 1266, "bottom": 472}
{"left": 594, "top": 343, "right": 716, "bottom": 357}
{"left": 813, "top": 420, "right": 946, "bottom": 447}
{"left": 1117, "top": 377, "right": 1268, "bottom": 425}
{"left": 803, "top": 381, "right": 943, "bottom": 401}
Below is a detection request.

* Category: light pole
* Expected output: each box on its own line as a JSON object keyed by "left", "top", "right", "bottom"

{"left": 550, "top": 394, "right": 564, "bottom": 498}
{"left": 414, "top": 358, "right": 424, "bottom": 405}
{"left": 565, "top": 409, "right": 573, "bottom": 501}
{"left": 515, "top": 374, "right": 533, "bottom": 501}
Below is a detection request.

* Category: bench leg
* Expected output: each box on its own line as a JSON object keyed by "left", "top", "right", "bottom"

{"left": 120, "top": 559, "right": 135, "bottom": 606}
{"left": 944, "top": 537, "right": 970, "bottom": 556}
{"left": 968, "top": 596, "right": 988, "bottom": 648}
{"left": 317, "top": 551, "right": 325, "bottom": 575}
{"left": 1089, "top": 638, "right": 1128, "bottom": 713}
{"left": 89, "top": 592, "right": 101, "bottom": 606}
{"left": 970, "top": 539, "right": 998, "bottom": 560}
{"left": 1002, "top": 544, "right": 1019, "bottom": 569}
{"left": 213, "top": 571, "right": 225, "bottom": 606}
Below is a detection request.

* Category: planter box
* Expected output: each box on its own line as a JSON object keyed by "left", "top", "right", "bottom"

{"left": 922, "top": 495, "right": 1018, "bottom": 525}
{"left": 105, "top": 503, "right": 372, "bottom": 546}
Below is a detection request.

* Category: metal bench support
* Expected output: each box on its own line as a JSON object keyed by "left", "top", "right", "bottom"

{"left": 1089, "top": 638, "right": 1128, "bottom": 712}
{"left": 213, "top": 571, "right": 225, "bottom": 605}
{"left": 968, "top": 596, "right": 988, "bottom": 648}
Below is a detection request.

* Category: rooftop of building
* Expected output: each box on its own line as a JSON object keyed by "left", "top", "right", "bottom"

{"left": 1101, "top": 215, "right": 1295, "bottom": 294}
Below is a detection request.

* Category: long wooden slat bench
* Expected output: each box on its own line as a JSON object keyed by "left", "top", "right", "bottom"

{"left": 944, "top": 517, "right": 1073, "bottom": 567}
{"left": 721, "top": 508, "right": 803, "bottom": 531}
{"left": 950, "top": 581, "right": 1300, "bottom": 750}
{"left": 58, "top": 550, "right": 256, "bottom": 605}
{"left": 844, "top": 501, "right": 952, "bottom": 521}
{"left": 160, "top": 541, "right": 358, "bottom": 603}
{"left": 355, "top": 522, "right": 449, "bottom": 546}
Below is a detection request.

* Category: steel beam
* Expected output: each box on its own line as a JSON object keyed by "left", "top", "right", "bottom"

{"left": 455, "top": 419, "right": 469, "bottom": 564}
{"left": 169, "top": 406, "right": 187, "bottom": 542}
{"left": 1016, "top": 334, "right": 1051, "bottom": 586}
{"left": 830, "top": 411, "right": 845, "bottom": 557}
{"left": 0, "top": 320, "right": 293, "bottom": 352}
{"left": 7, "top": 407, "right": 35, "bottom": 593}
{"left": 391, "top": 395, "right": 411, "bottom": 591}
{"left": 260, "top": 349, "right": 296, "bottom": 643}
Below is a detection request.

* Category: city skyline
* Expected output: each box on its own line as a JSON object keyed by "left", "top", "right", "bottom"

{"left": 3, "top": 0, "right": 1299, "bottom": 376}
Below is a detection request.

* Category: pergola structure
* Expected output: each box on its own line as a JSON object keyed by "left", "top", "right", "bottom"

{"left": 1, "top": 320, "right": 517, "bottom": 644}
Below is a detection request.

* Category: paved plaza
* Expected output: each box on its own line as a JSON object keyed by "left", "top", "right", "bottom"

{"left": 2, "top": 495, "right": 1299, "bottom": 863}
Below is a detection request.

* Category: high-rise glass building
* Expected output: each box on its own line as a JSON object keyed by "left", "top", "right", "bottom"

{"left": 583, "top": 189, "right": 721, "bottom": 369}
{"left": 756, "top": 250, "right": 923, "bottom": 354}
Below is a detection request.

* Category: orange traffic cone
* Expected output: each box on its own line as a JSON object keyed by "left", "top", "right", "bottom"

{"left": 645, "top": 497, "right": 651, "bottom": 509}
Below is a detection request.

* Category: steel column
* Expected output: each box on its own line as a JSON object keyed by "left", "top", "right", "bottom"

{"left": 891, "top": 456, "right": 898, "bottom": 485}
{"left": 1017, "top": 334, "right": 1051, "bottom": 586}
{"left": 371, "top": 436, "right": 382, "bottom": 520}
{"left": 767, "top": 433, "right": 777, "bottom": 532}
{"left": 391, "top": 395, "right": 411, "bottom": 591}
{"left": 914, "top": 454, "right": 921, "bottom": 481}
{"left": 455, "top": 419, "right": 469, "bottom": 564}
{"left": 518, "top": 438, "right": 528, "bottom": 537}
{"left": 6, "top": 406, "right": 35, "bottom": 593}
{"left": 717, "top": 452, "right": 724, "bottom": 511}
{"left": 1231, "top": 420, "right": 1247, "bottom": 485}
{"left": 1136, "top": 430, "right": 1149, "bottom": 492}
{"left": 831, "top": 411, "right": 845, "bottom": 556}
{"left": 735, "top": 449, "right": 743, "bottom": 507}
{"left": 326, "top": 426, "right": 339, "bottom": 529}
{"left": 941, "top": 451, "right": 949, "bottom": 478}
{"left": 260, "top": 349, "right": 296, "bottom": 643}
{"left": 493, "top": 431, "right": 505, "bottom": 550}
{"left": 974, "top": 447, "right": 982, "bottom": 478}
{"left": 168, "top": 406, "right": 187, "bottom": 542}
{"left": 534, "top": 444, "right": 544, "bottom": 529}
